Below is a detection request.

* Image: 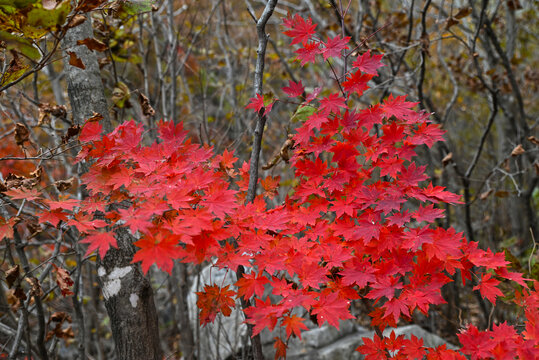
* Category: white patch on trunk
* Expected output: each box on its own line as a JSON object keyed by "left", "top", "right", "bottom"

{"left": 129, "top": 293, "right": 139, "bottom": 308}
{"left": 101, "top": 266, "right": 133, "bottom": 300}
{"left": 109, "top": 266, "right": 132, "bottom": 279}
{"left": 97, "top": 266, "right": 106, "bottom": 277}
{"left": 102, "top": 279, "right": 121, "bottom": 299}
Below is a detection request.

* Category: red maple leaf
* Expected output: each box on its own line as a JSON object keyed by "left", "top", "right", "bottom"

{"left": 352, "top": 51, "right": 385, "bottom": 75}
{"left": 383, "top": 297, "right": 410, "bottom": 322}
{"left": 245, "top": 93, "right": 274, "bottom": 115}
{"left": 274, "top": 337, "right": 287, "bottom": 359}
{"left": 365, "top": 275, "right": 403, "bottom": 301}
{"left": 235, "top": 272, "right": 269, "bottom": 300}
{"left": 282, "top": 314, "right": 308, "bottom": 339}
{"left": 342, "top": 71, "right": 373, "bottom": 96}
{"left": 80, "top": 231, "right": 118, "bottom": 258}
{"left": 282, "top": 79, "right": 304, "bottom": 97}
{"left": 196, "top": 284, "right": 236, "bottom": 325}
{"left": 458, "top": 325, "right": 496, "bottom": 360}
{"left": 79, "top": 120, "right": 102, "bottom": 142}
{"left": 319, "top": 93, "right": 346, "bottom": 114}
{"left": 295, "top": 41, "right": 321, "bottom": 66}
{"left": 3, "top": 188, "right": 42, "bottom": 201}
{"left": 282, "top": 14, "right": 317, "bottom": 45}
{"left": 37, "top": 209, "right": 69, "bottom": 227}
{"left": 0, "top": 216, "right": 14, "bottom": 240}
{"left": 322, "top": 35, "right": 350, "bottom": 60}
{"left": 473, "top": 273, "right": 504, "bottom": 304}
{"left": 381, "top": 94, "right": 417, "bottom": 119}
{"left": 133, "top": 232, "right": 183, "bottom": 274}
{"left": 311, "top": 292, "right": 354, "bottom": 328}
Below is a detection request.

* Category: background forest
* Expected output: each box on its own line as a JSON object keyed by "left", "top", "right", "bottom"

{"left": 0, "top": 0, "right": 537, "bottom": 359}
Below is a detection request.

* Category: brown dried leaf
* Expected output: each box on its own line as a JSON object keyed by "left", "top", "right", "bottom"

{"left": 29, "top": 167, "right": 42, "bottom": 183}
{"left": 53, "top": 264, "right": 74, "bottom": 297}
{"left": 138, "top": 93, "right": 155, "bottom": 117}
{"left": 50, "top": 311, "right": 71, "bottom": 323}
{"left": 444, "top": 17, "right": 459, "bottom": 30}
{"left": 98, "top": 57, "right": 111, "bottom": 69}
{"left": 25, "top": 277, "right": 43, "bottom": 297}
{"left": 442, "top": 152, "right": 453, "bottom": 167}
{"left": 66, "top": 14, "right": 86, "bottom": 29}
{"left": 454, "top": 7, "right": 472, "bottom": 19}
{"left": 479, "top": 189, "right": 493, "bottom": 200}
{"left": 6, "top": 265, "right": 20, "bottom": 288}
{"left": 54, "top": 177, "right": 75, "bottom": 192}
{"left": 13, "top": 286, "right": 27, "bottom": 302}
{"left": 67, "top": 51, "right": 85, "bottom": 69}
{"left": 527, "top": 136, "right": 539, "bottom": 146}
{"left": 14, "top": 123, "right": 29, "bottom": 147}
{"left": 511, "top": 144, "right": 525, "bottom": 157}
{"left": 77, "top": 38, "right": 108, "bottom": 52}
{"left": 86, "top": 112, "right": 104, "bottom": 123}
{"left": 76, "top": 0, "right": 108, "bottom": 12}
{"left": 61, "top": 125, "right": 80, "bottom": 144}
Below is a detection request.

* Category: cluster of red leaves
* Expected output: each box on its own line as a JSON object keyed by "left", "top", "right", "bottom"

{"left": 1, "top": 11, "right": 537, "bottom": 360}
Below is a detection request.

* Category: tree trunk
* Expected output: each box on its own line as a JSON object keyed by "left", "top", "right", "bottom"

{"left": 63, "top": 16, "right": 163, "bottom": 360}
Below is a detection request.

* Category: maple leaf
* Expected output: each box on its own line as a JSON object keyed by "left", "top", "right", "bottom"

{"left": 80, "top": 231, "right": 117, "bottom": 258}
{"left": 133, "top": 232, "right": 184, "bottom": 274}
{"left": 322, "top": 35, "right": 350, "bottom": 60}
{"left": 319, "top": 93, "right": 346, "bottom": 114}
{"left": 235, "top": 272, "right": 269, "bottom": 300}
{"left": 246, "top": 93, "right": 274, "bottom": 115}
{"left": 295, "top": 41, "right": 321, "bottom": 66}
{"left": 44, "top": 198, "right": 80, "bottom": 211}
{"left": 274, "top": 337, "right": 287, "bottom": 359}
{"left": 282, "top": 314, "right": 308, "bottom": 339}
{"left": 37, "top": 209, "right": 69, "bottom": 227}
{"left": 282, "top": 79, "right": 304, "bottom": 97}
{"left": 409, "top": 123, "right": 446, "bottom": 148}
{"left": 383, "top": 297, "right": 410, "bottom": 323}
{"left": 67, "top": 212, "right": 107, "bottom": 233}
{"left": 356, "top": 334, "right": 388, "bottom": 360}
{"left": 458, "top": 325, "right": 496, "bottom": 360}
{"left": 381, "top": 94, "right": 417, "bottom": 119}
{"left": 79, "top": 120, "right": 102, "bottom": 142}
{"left": 0, "top": 216, "right": 15, "bottom": 240}
{"left": 196, "top": 284, "right": 236, "bottom": 326}
{"left": 340, "top": 259, "right": 375, "bottom": 287}
{"left": 3, "top": 187, "right": 42, "bottom": 201}
{"left": 365, "top": 276, "right": 403, "bottom": 301}
{"left": 203, "top": 184, "right": 237, "bottom": 218}
{"left": 473, "top": 273, "right": 504, "bottom": 304}
{"left": 311, "top": 292, "right": 354, "bottom": 328}
{"left": 342, "top": 71, "right": 373, "bottom": 96}
{"left": 282, "top": 14, "right": 316, "bottom": 45}
{"left": 401, "top": 334, "right": 425, "bottom": 360}
{"left": 352, "top": 51, "right": 385, "bottom": 75}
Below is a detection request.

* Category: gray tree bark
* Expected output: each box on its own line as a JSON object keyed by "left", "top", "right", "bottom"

{"left": 63, "top": 16, "right": 162, "bottom": 360}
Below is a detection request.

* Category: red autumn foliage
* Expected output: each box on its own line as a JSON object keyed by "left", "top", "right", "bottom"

{"left": 1, "top": 11, "right": 537, "bottom": 360}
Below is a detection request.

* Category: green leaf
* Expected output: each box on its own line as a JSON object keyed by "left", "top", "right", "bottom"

{"left": 291, "top": 105, "right": 316, "bottom": 123}
{"left": 0, "top": 31, "right": 40, "bottom": 60}
{"left": 24, "top": 0, "right": 71, "bottom": 39}
{"left": 0, "top": 0, "right": 38, "bottom": 8}
{"left": 121, "top": 0, "right": 154, "bottom": 15}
